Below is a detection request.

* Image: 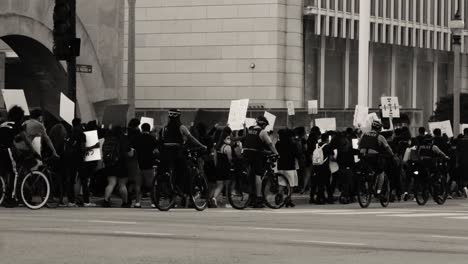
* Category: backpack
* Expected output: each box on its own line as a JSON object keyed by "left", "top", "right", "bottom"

{"left": 102, "top": 136, "right": 121, "bottom": 167}
{"left": 312, "top": 143, "right": 328, "bottom": 166}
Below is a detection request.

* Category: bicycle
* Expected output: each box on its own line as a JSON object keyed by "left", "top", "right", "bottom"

{"left": 0, "top": 152, "right": 51, "bottom": 210}
{"left": 228, "top": 153, "right": 291, "bottom": 209}
{"left": 151, "top": 147, "right": 209, "bottom": 211}
{"left": 355, "top": 157, "right": 391, "bottom": 208}
{"left": 412, "top": 158, "right": 449, "bottom": 206}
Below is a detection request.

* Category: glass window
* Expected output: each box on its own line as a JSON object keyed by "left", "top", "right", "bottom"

{"left": 387, "top": 0, "right": 392, "bottom": 18}
{"left": 379, "top": 0, "right": 384, "bottom": 17}
{"left": 338, "top": 0, "right": 344, "bottom": 11}
{"left": 396, "top": 47, "right": 413, "bottom": 108}
{"left": 304, "top": 20, "right": 320, "bottom": 102}
{"left": 394, "top": 0, "right": 399, "bottom": 19}
{"left": 417, "top": 56, "right": 433, "bottom": 121}
{"left": 325, "top": 38, "right": 345, "bottom": 108}
{"left": 371, "top": 44, "right": 392, "bottom": 108}
{"left": 430, "top": 0, "right": 434, "bottom": 25}
{"left": 416, "top": 0, "right": 420, "bottom": 23}
{"left": 401, "top": 0, "right": 407, "bottom": 20}
{"left": 409, "top": 0, "right": 413, "bottom": 21}
{"left": 349, "top": 40, "right": 359, "bottom": 108}
{"left": 371, "top": 0, "right": 376, "bottom": 16}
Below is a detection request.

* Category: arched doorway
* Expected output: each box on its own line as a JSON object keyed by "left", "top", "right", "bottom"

{"left": 1, "top": 35, "right": 68, "bottom": 120}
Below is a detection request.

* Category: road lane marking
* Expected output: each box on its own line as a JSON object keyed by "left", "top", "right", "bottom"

{"left": 431, "top": 235, "right": 468, "bottom": 240}
{"left": 379, "top": 213, "right": 468, "bottom": 217}
{"left": 0, "top": 216, "right": 137, "bottom": 225}
{"left": 113, "top": 231, "right": 174, "bottom": 237}
{"left": 291, "top": 240, "right": 366, "bottom": 246}
{"left": 87, "top": 220, "right": 137, "bottom": 225}
{"left": 248, "top": 227, "right": 304, "bottom": 232}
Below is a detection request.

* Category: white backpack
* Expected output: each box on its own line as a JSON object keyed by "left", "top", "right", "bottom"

{"left": 312, "top": 143, "right": 328, "bottom": 166}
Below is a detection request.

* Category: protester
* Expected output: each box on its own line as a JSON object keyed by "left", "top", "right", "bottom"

{"left": 313, "top": 133, "right": 334, "bottom": 204}
{"left": 456, "top": 128, "right": 468, "bottom": 197}
{"left": 211, "top": 126, "right": 233, "bottom": 207}
{"left": 23, "top": 109, "right": 59, "bottom": 158}
{"left": 276, "top": 128, "right": 300, "bottom": 207}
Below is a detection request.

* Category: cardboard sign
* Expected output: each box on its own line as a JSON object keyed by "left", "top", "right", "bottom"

{"left": 102, "top": 104, "right": 129, "bottom": 128}
{"left": 315, "top": 118, "right": 336, "bottom": 132}
{"left": 264, "top": 111, "right": 276, "bottom": 132}
{"left": 461, "top": 124, "right": 468, "bottom": 134}
{"left": 286, "top": 101, "right": 295, "bottom": 116}
{"left": 308, "top": 100, "right": 318, "bottom": 115}
{"left": 139, "top": 117, "right": 154, "bottom": 131}
{"left": 245, "top": 118, "right": 256, "bottom": 128}
{"left": 227, "top": 99, "right": 249, "bottom": 130}
{"left": 381, "top": 97, "right": 400, "bottom": 118}
{"left": 84, "top": 130, "right": 102, "bottom": 162}
{"left": 428, "top": 121, "right": 454, "bottom": 138}
{"left": 59, "top": 93, "right": 75, "bottom": 126}
{"left": 1, "top": 89, "right": 30, "bottom": 115}
{"left": 353, "top": 105, "right": 369, "bottom": 128}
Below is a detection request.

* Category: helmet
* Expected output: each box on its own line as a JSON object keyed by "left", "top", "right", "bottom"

{"left": 371, "top": 120, "right": 383, "bottom": 131}
{"left": 168, "top": 109, "right": 181, "bottom": 118}
{"left": 256, "top": 116, "right": 269, "bottom": 126}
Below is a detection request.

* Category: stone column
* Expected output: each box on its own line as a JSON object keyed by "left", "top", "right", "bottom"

{"left": 127, "top": 0, "right": 136, "bottom": 118}
{"left": 358, "top": 0, "right": 371, "bottom": 106}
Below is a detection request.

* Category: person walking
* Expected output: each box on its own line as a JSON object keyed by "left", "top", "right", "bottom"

{"left": 276, "top": 128, "right": 300, "bottom": 207}
{"left": 211, "top": 127, "right": 233, "bottom": 207}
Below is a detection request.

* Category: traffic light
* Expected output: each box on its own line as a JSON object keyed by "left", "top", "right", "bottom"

{"left": 53, "top": 0, "right": 80, "bottom": 60}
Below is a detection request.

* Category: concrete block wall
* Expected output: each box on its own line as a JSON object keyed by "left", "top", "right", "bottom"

{"left": 123, "top": 0, "right": 305, "bottom": 110}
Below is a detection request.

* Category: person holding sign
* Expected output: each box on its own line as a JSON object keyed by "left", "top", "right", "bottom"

{"left": 358, "top": 119, "right": 394, "bottom": 196}
{"left": 242, "top": 116, "right": 279, "bottom": 208}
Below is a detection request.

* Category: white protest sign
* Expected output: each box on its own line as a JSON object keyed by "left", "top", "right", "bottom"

{"left": 352, "top": 138, "right": 359, "bottom": 150}
{"left": 264, "top": 111, "right": 276, "bottom": 132}
{"left": 139, "top": 117, "right": 154, "bottom": 131}
{"left": 245, "top": 118, "right": 256, "bottom": 128}
{"left": 227, "top": 99, "right": 249, "bottom": 130}
{"left": 381, "top": 97, "right": 400, "bottom": 118}
{"left": 308, "top": 100, "right": 318, "bottom": 115}
{"left": 361, "top": 113, "right": 380, "bottom": 133}
{"left": 315, "top": 118, "right": 336, "bottom": 132}
{"left": 461, "top": 124, "right": 468, "bottom": 134}
{"left": 428, "top": 120, "right": 454, "bottom": 138}
{"left": 286, "top": 101, "right": 295, "bottom": 116}
{"left": 84, "top": 130, "right": 102, "bottom": 162}
{"left": 59, "top": 93, "right": 74, "bottom": 126}
{"left": 353, "top": 105, "right": 369, "bottom": 128}
{"left": 1, "top": 89, "right": 30, "bottom": 115}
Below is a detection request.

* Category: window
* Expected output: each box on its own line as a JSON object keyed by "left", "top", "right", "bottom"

{"left": 378, "top": 0, "right": 384, "bottom": 17}
{"left": 401, "top": 0, "right": 407, "bottom": 20}
{"left": 371, "top": 0, "right": 376, "bottom": 16}
{"left": 416, "top": 0, "right": 420, "bottom": 23}
{"left": 394, "top": 0, "right": 399, "bottom": 19}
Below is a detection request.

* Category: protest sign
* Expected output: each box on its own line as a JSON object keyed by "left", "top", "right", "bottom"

{"left": 308, "top": 100, "right": 318, "bottom": 115}
{"left": 264, "top": 111, "right": 276, "bottom": 132}
{"left": 245, "top": 118, "right": 256, "bottom": 128}
{"left": 352, "top": 138, "right": 359, "bottom": 150}
{"left": 227, "top": 99, "right": 249, "bottom": 130}
{"left": 1, "top": 89, "right": 30, "bottom": 115}
{"left": 84, "top": 130, "right": 101, "bottom": 162}
{"left": 428, "top": 120, "right": 454, "bottom": 138}
{"left": 60, "top": 93, "right": 75, "bottom": 126}
{"left": 286, "top": 101, "right": 295, "bottom": 116}
{"left": 139, "top": 117, "right": 154, "bottom": 131}
{"left": 461, "top": 124, "right": 468, "bottom": 134}
{"left": 102, "top": 104, "right": 129, "bottom": 127}
{"left": 353, "top": 105, "right": 369, "bottom": 128}
{"left": 315, "top": 118, "right": 336, "bottom": 132}
{"left": 381, "top": 97, "right": 400, "bottom": 118}
{"left": 361, "top": 113, "right": 380, "bottom": 133}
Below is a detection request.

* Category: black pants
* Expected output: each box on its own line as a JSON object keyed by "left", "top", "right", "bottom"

{"left": 316, "top": 164, "right": 333, "bottom": 201}
{"left": 161, "top": 146, "right": 189, "bottom": 193}
{"left": 66, "top": 160, "right": 95, "bottom": 204}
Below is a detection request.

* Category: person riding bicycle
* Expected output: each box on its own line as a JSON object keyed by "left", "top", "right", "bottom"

{"left": 0, "top": 106, "right": 37, "bottom": 207}
{"left": 358, "top": 119, "right": 394, "bottom": 196}
{"left": 403, "top": 134, "right": 449, "bottom": 173}
{"left": 23, "top": 109, "right": 59, "bottom": 159}
{"left": 159, "top": 109, "right": 207, "bottom": 196}
{"left": 242, "top": 115, "right": 279, "bottom": 208}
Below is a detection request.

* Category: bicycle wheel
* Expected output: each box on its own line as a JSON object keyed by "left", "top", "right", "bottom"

{"left": 379, "top": 175, "right": 390, "bottom": 208}
{"left": 151, "top": 171, "right": 175, "bottom": 211}
{"left": 262, "top": 173, "right": 290, "bottom": 209}
{"left": 0, "top": 176, "right": 5, "bottom": 206}
{"left": 228, "top": 171, "right": 251, "bottom": 210}
{"left": 357, "top": 174, "right": 372, "bottom": 208}
{"left": 414, "top": 176, "right": 429, "bottom": 206}
{"left": 432, "top": 173, "right": 448, "bottom": 205}
{"left": 190, "top": 169, "right": 209, "bottom": 211}
{"left": 20, "top": 171, "right": 50, "bottom": 210}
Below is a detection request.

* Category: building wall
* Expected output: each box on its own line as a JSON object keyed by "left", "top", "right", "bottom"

{"left": 0, "top": 52, "right": 4, "bottom": 109}
{"left": 124, "top": 0, "right": 304, "bottom": 109}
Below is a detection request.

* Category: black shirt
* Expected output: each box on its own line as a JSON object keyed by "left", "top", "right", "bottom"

{"left": 135, "top": 133, "right": 158, "bottom": 170}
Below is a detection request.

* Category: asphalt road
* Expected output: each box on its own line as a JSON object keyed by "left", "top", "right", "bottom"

{"left": 1, "top": 200, "right": 468, "bottom": 264}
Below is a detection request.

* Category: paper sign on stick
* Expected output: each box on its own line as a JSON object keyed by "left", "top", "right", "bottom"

{"left": 1, "top": 89, "right": 30, "bottom": 115}
{"left": 139, "top": 117, "right": 154, "bottom": 131}
{"left": 381, "top": 97, "right": 400, "bottom": 118}
{"left": 60, "top": 93, "right": 75, "bottom": 126}
{"left": 308, "top": 100, "right": 318, "bottom": 115}
{"left": 245, "top": 118, "right": 256, "bottom": 128}
{"left": 315, "top": 118, "right": 336, "bottom": 132}
{"left": 227, "top": 99, "right": 249, "bottom": 131}
{"left": 286, "top": 101, "right": 295, "bottom": 116}
{"left": 428, "top": 120, "right": 454, "bottom": 138}
{"left": 264, "top": 111, "right": 276, "bottom": 132}
{"left": 353, "top": 105, "right": 369, "bottom": 128}
{"left": 84, "top": 130, "right": 102, "bottom": 162}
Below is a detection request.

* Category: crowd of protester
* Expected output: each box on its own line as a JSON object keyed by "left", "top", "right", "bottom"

{"left": 1, "top": 105, "right": 468, "bottom": 209}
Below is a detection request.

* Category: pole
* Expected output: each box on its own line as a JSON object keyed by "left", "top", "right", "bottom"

{"left": 67, "top": 0, "right": 77, "bottom": 106}
{"left": 454, "top": 39, "right": 461, "bottom": 136}
{"left": 127, "top": 0, "right": 136, "bottom": 118}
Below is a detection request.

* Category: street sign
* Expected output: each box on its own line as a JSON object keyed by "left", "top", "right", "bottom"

{"left": 381, "top": 97, "right": 400, "bottom": 118}
{"left": 77, "top": 64, "right": 92, "bottom": 73}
